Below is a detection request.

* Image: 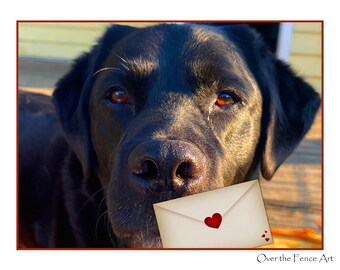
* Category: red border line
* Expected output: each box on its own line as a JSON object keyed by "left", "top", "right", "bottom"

{"left": 321, "top": 20, "right": 324, "bottom": 250}
{"left": 16, "top": 20, "right": 20, "bottom": 250}
{"left": 17, "top": 19, "right": 323, "bottom": 23}
{"left": 16, "top": 20, "right": 324, "bottom": 251}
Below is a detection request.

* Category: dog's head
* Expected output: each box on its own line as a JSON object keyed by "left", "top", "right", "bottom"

{"left": 53, "top": 23, "right": 320, "bottom": 247}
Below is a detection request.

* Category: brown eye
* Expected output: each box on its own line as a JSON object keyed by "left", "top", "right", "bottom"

{"left": 107, "top": 88, "right": 129, "bottom": 104}
{"left": 216, "top": 93, "right": 235, "bottom": 107}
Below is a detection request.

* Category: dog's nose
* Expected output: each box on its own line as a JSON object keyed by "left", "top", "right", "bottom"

{"left": 128, "top": 140, "right": 207, "bottom": 192}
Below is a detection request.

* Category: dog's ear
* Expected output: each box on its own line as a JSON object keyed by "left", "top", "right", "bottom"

{"left": 53, "top": 52, "right": 93, "bottom": 179}
{"left": 52, "top": 25, "right": 135, "bottom": 178}
{"left": 260, "top": 60, "right": 321, "bottom": 180}
{"left": 219, "top": 24, "right": 321, "bottom": 180}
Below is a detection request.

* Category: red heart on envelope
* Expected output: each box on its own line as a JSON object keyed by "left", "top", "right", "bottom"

{"left": 204, "top": 213, "right": 222, "bottom": 229}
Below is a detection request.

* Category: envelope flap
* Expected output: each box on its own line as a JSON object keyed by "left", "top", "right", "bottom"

{"left": 153, "top": 180, "right": 258, "bottom": 222}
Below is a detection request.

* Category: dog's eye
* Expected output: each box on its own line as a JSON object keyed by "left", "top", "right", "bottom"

{"left": 216, "top": 93, "right": 235, "bottom": 107}
{"left": 107, "top": 88, "right": 129, "bottom": 104}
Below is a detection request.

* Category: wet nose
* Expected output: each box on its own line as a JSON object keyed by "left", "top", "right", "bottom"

{"left": 128, "top": 140, "right": 207, "bottom": 192}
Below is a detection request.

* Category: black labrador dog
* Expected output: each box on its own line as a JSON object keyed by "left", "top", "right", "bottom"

{"left": 19, "top": 23, "right": 320, "bottom": 248}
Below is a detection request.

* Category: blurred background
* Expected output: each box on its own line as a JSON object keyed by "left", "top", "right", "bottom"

{"left": 18, "top": 22, "right": 321, "bottom": 93}
{"left": 18, "top": 22, "right": 322, "bottom": 248}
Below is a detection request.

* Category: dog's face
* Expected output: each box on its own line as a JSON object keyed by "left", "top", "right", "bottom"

{"left": 53, "top": 23, "right": 320, "bottom": 247}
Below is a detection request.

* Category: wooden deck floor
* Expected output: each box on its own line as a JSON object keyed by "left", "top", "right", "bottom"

{"left": 260, "top": 109, "right": 322, "bottom": 234}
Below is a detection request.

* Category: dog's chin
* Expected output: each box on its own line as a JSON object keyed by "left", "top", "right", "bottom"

{"left": 115, "top": 230, "right": 163, "bottom": 248}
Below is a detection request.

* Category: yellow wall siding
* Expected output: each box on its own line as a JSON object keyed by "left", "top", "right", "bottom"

{"left": 18, "top": 22, "right": 322, "bottom": 94}
{"left": 293, "top": 23, "right": 322, "bottom": 33}
{"left": 289, "top": 22, "right": 322, "bottom": 94}
{"left": 18, "top": 22, "right": 157, "bottom": 61}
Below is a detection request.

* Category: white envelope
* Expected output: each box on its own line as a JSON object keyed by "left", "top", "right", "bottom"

{"left": 153, "top": 180, "right": 273, "bottom": 248}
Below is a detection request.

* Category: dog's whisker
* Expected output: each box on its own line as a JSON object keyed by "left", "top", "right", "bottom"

{"left": 106, "top": 217, "right": 117, "bottom": 246}
{"left": 106, "top": 51, "right": 131, "bottom": 72}
{"left": 95, "top": 210, "right": 108, "bottom": 242}
{"left": 110, "top": 52, "right": 129, "bottom": 63}
{"left": 121, "top": 63, "right": 130, "bottom": 72}
{"left": 92, "top": 67, "right": 123, "bottom": 77}
{"left": 224, "top": 153, "right": 247, "bottom": 179}
{"left": 74, "top": 185, "right": 107, "bottom": 219}
{"left": 98, "top": 194, "right": 108, "bottom": 211}
{"left": 95, "top": 194, "right": 117, "bottom": 246}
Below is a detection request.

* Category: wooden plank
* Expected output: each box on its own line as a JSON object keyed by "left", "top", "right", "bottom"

{"left": 19, "top": 41, "right": 89, "bottom": 60}
{"left": 19, "top": 23, "right": 160, "bottom": 46}
{"left": 260, "top": 107, "right": 322, "bottom": 233}
{"left": 19, "top": 25, "right": 106, "bottom": 46}
{"left": 289, "top": 55, "right": 321, "bottom": 77}
{"left": 18, "top": 60, "right": 70, "bottom": 89}
{"left": 18, "top": 22, "right": 157, "bottom": 30}
{"left": 262, "top": 165, "right": 321, "bottom": 228}
{"left": 18, "top": 22, "right": 111, "bottom": 31}
{"left": 305, "top": 109, "right": 322, "bottom": 139}
{"left": 303, "top": 78, "right": 322, "bottom": 94}
{"left": 20, "top": 87, "right": 53, "bottom": 95}
{"left": 291, "top": 32, "right": 321, "bottom": 55}
{"left": 289, "top": 22, "right": 322, "bottom": 95}
{"left": 265, "top": 206, "right": 321, "bottom": 231}
{"left": 293, "top": 23, "right": 322, "bottom": 33}
{"left": 18, "top": 22, "right": 160, "bottom": 60}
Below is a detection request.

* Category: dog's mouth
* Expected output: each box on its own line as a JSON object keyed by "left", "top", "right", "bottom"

{"left": 112, "top": 224, "right": 163, "bottom": 248}
{"left": 107, "top": 199, "right": 163, "bottom": 248}
{"left": 107, "top": 181, "right": 189, "bottom": 248}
